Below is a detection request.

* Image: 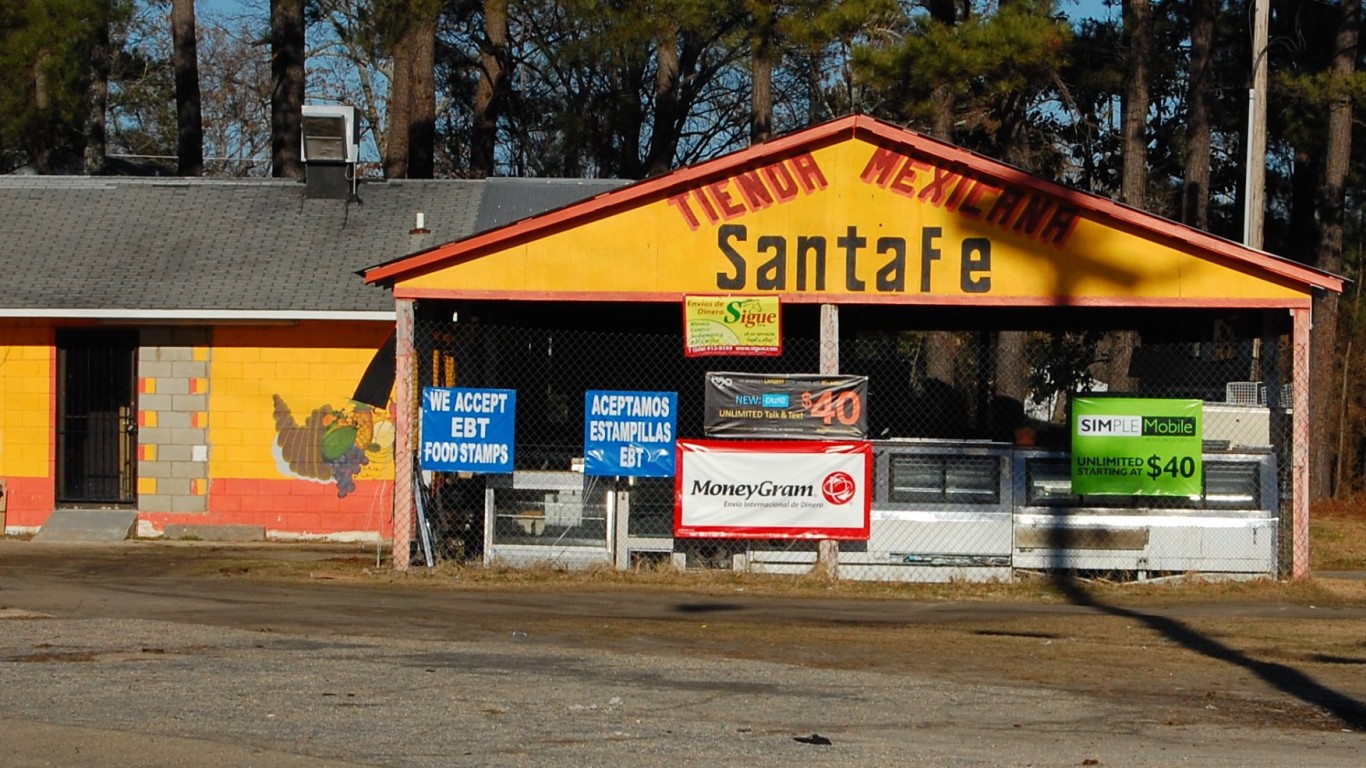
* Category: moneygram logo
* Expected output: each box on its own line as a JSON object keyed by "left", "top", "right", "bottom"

{"left": 821, "top": 472, "right": 857, "bottom": 505}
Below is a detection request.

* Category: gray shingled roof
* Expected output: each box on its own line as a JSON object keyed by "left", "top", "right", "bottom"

{"left": 0, "top": 174, "right": 623, "bottom": 316}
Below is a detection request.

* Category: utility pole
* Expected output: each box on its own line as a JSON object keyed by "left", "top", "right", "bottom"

{"left": 1243, "top": 0, "right": 1269, "bottom": 250}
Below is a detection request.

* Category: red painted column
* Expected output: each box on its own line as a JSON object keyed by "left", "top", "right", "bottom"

{"left": 392, "top": 299, "right": 415, "bottom": 571}
{"left": 1291, "top": 306, "right": 1310, "bottom": 579}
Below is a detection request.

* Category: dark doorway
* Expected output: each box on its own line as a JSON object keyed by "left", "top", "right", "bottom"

{"left": 56, "top": 329, "right": 138, "bottom": 505}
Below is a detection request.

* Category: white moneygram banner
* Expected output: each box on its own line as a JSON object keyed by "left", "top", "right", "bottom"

{"left": 674, "top": 440, "right": 871, "bottom": 539}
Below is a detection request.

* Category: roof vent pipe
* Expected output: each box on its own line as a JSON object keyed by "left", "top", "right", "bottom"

{"left": 411, "top": 212, "right": 430, "bottom": 235}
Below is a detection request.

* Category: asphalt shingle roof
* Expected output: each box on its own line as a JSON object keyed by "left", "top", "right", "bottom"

{"left": 0, "top": 174, "right": 623, "bottom": 316}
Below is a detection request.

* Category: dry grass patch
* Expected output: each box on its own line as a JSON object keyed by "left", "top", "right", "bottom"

{"left": 136, "top": 507, "right": 1366, "bottom": 609}
{"left": 1312, "top": 493, "right": 1366, "bottom": 571}
{"left": 171, "top": 542, "right": 1366, "bottom": 608}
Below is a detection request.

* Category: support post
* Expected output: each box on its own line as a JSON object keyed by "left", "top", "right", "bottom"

{"left": 820, "top": 303, "right": 839, "bottom": 375}
{"left": 1243, "top": 0, "right": 1269, "bottom": 250}
{"left": 392, "top": 298, "right": 415, "bottom": 572}
{"left": 818, "top": 303, "right": 840, "bottom": 579}
{"left": 1291, "top": 306, "right": 1311, "bottom": 579}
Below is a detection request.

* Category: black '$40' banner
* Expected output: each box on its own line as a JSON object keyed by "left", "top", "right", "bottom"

{"left": 703, "top": 372, "right": 868, "bottom": 440}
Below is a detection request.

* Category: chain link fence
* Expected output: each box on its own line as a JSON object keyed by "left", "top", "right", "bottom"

{"left": 407, "top": 300, "right": 1296, "bottom": 581}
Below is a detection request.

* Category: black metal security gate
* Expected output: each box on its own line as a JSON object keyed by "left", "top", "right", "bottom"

{"left": 56, "top": 329, "right": 138, "bottom": 505}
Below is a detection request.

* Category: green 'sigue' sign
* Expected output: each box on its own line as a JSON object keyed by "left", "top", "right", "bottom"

{"left": 1071, "top": 397, "right": 1203, "bottom": 496}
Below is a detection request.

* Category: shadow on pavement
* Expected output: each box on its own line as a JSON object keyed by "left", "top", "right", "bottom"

{"left": 1047, "top": 528, "right": 1366, "bottom": 730}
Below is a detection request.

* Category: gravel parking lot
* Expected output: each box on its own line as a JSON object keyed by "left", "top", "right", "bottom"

{"left": 2, "top": 540, "right": 1363, "bottom": 767}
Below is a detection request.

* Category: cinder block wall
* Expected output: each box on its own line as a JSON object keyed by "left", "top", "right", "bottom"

{"left": 204, "top": 321, "right": 396, "bottom": 538}
{"left": 137, "top": 328, "right": 211, "bottom": 514}
{"left": 0, "top": 321, "right": 55, "bottom": 529}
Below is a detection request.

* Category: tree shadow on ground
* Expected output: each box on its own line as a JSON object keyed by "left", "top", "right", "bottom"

{"left": 1047, "top": 527, "right": 1366, "bottom": 730}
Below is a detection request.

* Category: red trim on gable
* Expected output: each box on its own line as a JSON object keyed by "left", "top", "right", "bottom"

{"left": 364, "top": 118, "right": 861, "bottom": 285}
{"left": 364, "top": 114, "right": 1343, "bottom": 297}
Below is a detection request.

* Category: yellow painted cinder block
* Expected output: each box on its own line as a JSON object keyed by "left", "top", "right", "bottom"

{"left": 208, "top": 322, "right": 394, "bottom": 480}
{"left": 211, "top": 360, "right": 245, "bottom": 381}
{"left": 309, "top": 363, "right": 349, "bottom": 385}
{"left": 273, "top": 362, "right": 312, "bottom": 381}
{"left": 138, "top": 477, "right": 157, "bottom": 495}
{"left": 140, "top": 377, "right": 157, "bottom": 394}
{"left": 17, "top": 443, "right": 51, "bottom": 464}
{"left": 212, "top": 427, "right": 244, "bottom": 446}
{"left": 208, "top": 393, "right": 252, "bottom": 416}
{"left": 6, "top": 392, "right": 46, "bottom": 413}
{"left": 192, "top": 346, "right": 209, "bottom": 362}
{"left": 215, "top": 444, "right": 252, "bottom": 464}
{"left": 17, "top": 373, "right": 52, "bottom": 394}
{"left": 9, "top": 345, "right": 50, "bottom": 361}
{"left": 222, "top": 346, "right": 261, "bottom": 362}
{"left": 139, "top": 411, "right": 158, "bottom": 429}
{"left": 18, "top": 409, "right": 50, "bottom": 428}
{"left": 0, "top": 326, "right": 53, "bottom": 484}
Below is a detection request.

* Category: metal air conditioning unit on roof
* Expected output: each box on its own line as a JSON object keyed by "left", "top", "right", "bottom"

{"left": 301, "top": 104, "right": 358, "bottom": 165}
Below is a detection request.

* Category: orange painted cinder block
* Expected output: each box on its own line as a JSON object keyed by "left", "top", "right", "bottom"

{"left": 331, "top": 512, "right": 371, "bottom": 532}
{"left": 0, "top": 477, "right": 56, "bottom": 528}
{"left": 196, "top": 477, "right": 391, "bottom": 536}
{"left": 234, "top": 510, "right": 272, "bottom": 527}
{"left": 208, "top": 493, "right": 242, "bottom": 513}
{"left": 209, "top": 509, "right": 247, "bottom": 526}
{"left": 289, "top": 480, "right": 327, "bottom": 497}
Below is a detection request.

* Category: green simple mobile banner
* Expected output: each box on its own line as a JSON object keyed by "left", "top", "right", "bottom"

{"left": 1071, "top": 398, "right": 1203, "bottom": 496}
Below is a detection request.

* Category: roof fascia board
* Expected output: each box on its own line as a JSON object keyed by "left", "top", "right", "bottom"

{"left": 394, "top": 286, "right": 1311, "bottom": 310}
{"left": 0, "top": 309, "right": 396, "bottom": 321}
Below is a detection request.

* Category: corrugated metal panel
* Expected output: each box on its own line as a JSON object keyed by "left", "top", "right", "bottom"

{"left": 474, "top": 178, "right": 627, "bottom": 233}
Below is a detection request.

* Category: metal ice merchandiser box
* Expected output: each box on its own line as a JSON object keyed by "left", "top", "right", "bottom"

{"left": 483, "top": 471, "right": 615, "bottom": 569}
{"left": 841, "top": 440, "right": 1015, "bottom": 582}
{"left": 1010, "top": 449, "right": 1280, "bottom": 577}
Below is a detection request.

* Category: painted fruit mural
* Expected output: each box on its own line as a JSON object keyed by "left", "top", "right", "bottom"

{"left": 272, "top": 395, "right": 395, "bottom": 497}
